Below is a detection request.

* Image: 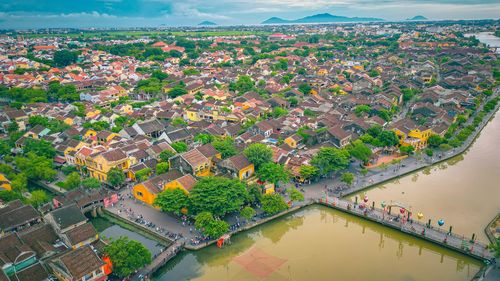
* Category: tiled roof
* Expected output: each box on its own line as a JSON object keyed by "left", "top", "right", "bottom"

{"left": 58, "top": 246, "right": 104, "bottom": 279}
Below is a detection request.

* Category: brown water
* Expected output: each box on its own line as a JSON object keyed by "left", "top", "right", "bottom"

{"left": 156, "top": 206, "right": 481, "bottom": 281}
{"left": 156, "top": 113, "right": 499, "bottom": 281}
{"left": 349, "top": 111, "right": 500, "bottom": 243}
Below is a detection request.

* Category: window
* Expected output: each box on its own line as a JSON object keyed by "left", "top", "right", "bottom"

{"left": 83, "top": 272, "right": 93, "bottom": 281}
{"left": 137, "top": 192, "right": 143, "bottom": 197}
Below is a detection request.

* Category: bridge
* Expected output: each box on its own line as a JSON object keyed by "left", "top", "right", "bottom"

{"left": 317, "top": 196, "right": 495, "bottom": 262}
{"left": 130, "top": 240, "right": 184, "bottom": 281}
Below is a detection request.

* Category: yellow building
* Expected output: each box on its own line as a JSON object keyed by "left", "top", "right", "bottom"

{"left": 169, "top": 148, "right": 212, "bottom": 177}
{"left": 132, "top": 170, "right": 197, "bottom": 206}
{"left": 85, "top": 149, "right": 130, "bottom": 182}
{"left": 0, "top": 173, "right": 12, "bottom": 191}
{"left": 393, "top": 126, "right": 435, "bottom": 150}
{"left": 284, "top": 134, "right": 303, "bottom": 149}
{"left": 218, "top": 154, "right": 255, "bottom": 181}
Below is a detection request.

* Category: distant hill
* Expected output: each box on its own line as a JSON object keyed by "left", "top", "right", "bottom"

{"left": 406, "top": 15, "right": 428, "bottom": 21}
{"left": 262, "top": 13, "right": 384, "bottom": 24}
{"left": 198, "top": 21, "right": 217, "bottom": 26}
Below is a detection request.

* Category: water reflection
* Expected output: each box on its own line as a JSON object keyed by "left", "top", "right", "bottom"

{"left": 157, "top": 206, "right": 481, "bottom": 281}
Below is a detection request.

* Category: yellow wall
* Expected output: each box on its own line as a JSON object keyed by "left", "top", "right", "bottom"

{"left": 284, "top": 137, "right": 297, "bottom": 148}
{"left": 238, "top": 164, "right": 255, "bottom": 180}
{"left": 133, "top": 184, "right": 157, "bottom": 206}
{"left": 185, "top": 110, "right": 201, "bottom": 121}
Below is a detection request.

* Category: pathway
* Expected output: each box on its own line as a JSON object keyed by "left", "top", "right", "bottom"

{"left": 130, "top": 240, "right": 184, "bottom": 281}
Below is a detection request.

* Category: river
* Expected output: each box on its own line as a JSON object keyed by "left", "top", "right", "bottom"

{"left": 465, "top": 32, "right": 500, "bottom": 53}
{"left": 155, "top": 111, "right": 500, "bottom": 280}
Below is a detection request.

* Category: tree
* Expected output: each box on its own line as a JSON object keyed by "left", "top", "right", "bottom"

{"left": 23, "top": 139, "right": 56, "bottom": 159}
{"left": 14, "top": 152, "right": 56, "bottom": 182}
{"left": 82, "top": 177, "right": 101, "bottom": 189}
{"left": 340, "top": 172, "right": 355, "bottom": 186}
{"left": 11, "top": 173, "right": 28, "bottom": 192}
{"left": 287, "top": 187, "right": 304, "bottom": 202}
{"left": 240, "top": 206, "right": 256, "bottom": 222}
{"left": 311, "top": 147, "right": 350, "bottom": 176}
{"left": 189, "top": 177, "right": 248, "bottom": 217}
{"left": 194, "top": 212, "right": 229, "bottom": 238}
{"left": 159, "top": 149, "right": 175, "bottom": 162}
{"left": 244, "top": 143, "right": 273, "bottom": 170}
{"left": 298, "top": 83, "right": 312, "bottom": 95}
{"left": 488, "top": 237, "right": 500, "bottom": 258}
{"left": 194, "top": 133, "right": 214, "bottom": 145}
{"left": 64, "top": 172, "right": 81, "bottom": 190}
{"left": 104, "top": 237, "right": 151, "bottom": 278}
{"left": 156, "top": 162, "right": 169, "bottom": 175}
{"left": 107, "top": 167, "right": 125, "bottom": 187}
{"left": 154, "top": 188, "right": 189, "bottom": 215}
{"left": 261, "top": 194, "right": 289, "bottom": 215}
{"left": 29, "top": 190, "right": 49, "bottom": 207}
{"left": 171, "top": 141, "right": 188, "bottom": 153}
{"left": 257, "top": 162, "right": 291, "bottom": 186}
{"left": 53, "top": 50, "right": 78, "bottom": 67}
{"left": 0, "top": 140, "right": 11, "bottom": 156}
{"left": 354, "top": 105, "right": 371, "bottom": 117}
{"left": 347, "top": 140, "right": 372, "bottom": 164}
{"left": 233, "top": 75, "right": 254, "bottom": 94}
{"left": 399, "top": 145, "right": 415, "bottom": 155}
{"left": 168, "top": 86, "right": 188, "bottom": 98}
{"left": 378, "top": 130, "right": 399, "bottom": 147}
{"left": 135, "top": 168, "right": 151, "bottom": 182}
{"left": 247, "top": 184, "right": 263, "bottom": 204}
{"left": 7, "top": 122, "right": 19, "bottom": 133}
{"left": 299, "top": 165, "right": 319, "bottom": 181}
{"left": 427, "top": 135, "right": 444, "bottom": 148}
{"left": 212, "top": 138, "right": 237, "bottom": 159}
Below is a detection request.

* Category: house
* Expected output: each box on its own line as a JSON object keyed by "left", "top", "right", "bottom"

{"left": 327, "top": 126, "right": 352, "bottom": 148}
{"left": 391, "top": 119, "right": 435, "bottom": 150}
{"left": 0, "top": 200, "right": 41, "bottom": 233}
{"left": 85, "top": 149, "right": 130, "bottom": 182}
{"left": 218, "top": 154, "right": 254, "bottom": 180}
{"left": 169, "top": 148, "right": 211, "bottom": 177}
{"left": 132, "top": 170, "right": 196, "bottom": 205}
{"left": 284, "top": 134, "right": 303, "bottom": 149}
{"left": 0, "top": 173, "right": 12, "bottom": 191}
{"left": 195, "top": 143, "right": 222, "bottom": 173}
{"left": 44, "top": 204, "right": 98, "bottom": 249}
{"left": 49, "top": 245, "right": 107, "bottom": 281}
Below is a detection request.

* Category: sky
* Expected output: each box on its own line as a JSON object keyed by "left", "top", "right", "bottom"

{"left": 0, "top": 0, "right": 499, "bottom": 29}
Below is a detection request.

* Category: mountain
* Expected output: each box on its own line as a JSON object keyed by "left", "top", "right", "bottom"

{"left": 198, "top": 21, "right": 217, "bottom": 26}
{"left": 261, "top": 17, "right": 289, "bottom": 24}
{"left": 406, "top": 15, "right": 428, "bottom": 21}
{"left": 262, "top": 13, "right": 384, "bottom": 24}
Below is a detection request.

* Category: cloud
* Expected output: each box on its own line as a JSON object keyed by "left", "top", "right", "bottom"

{"left": 171, "top": 3, "right": 231, "bottom": 20}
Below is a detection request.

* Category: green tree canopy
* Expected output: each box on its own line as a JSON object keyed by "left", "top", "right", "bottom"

{"left": 194, "top": 211, "right": 229, "bottom": 238}
{"left": 154, "top": 188, "right": 189, "bottom": 215}
{"left": 156, "top": 162, "right": 169, "bottom": 175}
{"left": 64, "top": 172, "right": 81, "bottom": 190}
{"left": 159, "top": 149, "right": 175, "bottom": 162}
{"left": 378, "top": 130, "right": 400, "bottom": 147}
{"left": 135, "top": 168, "right": 151, "bottom": 182}
{"left": 212, "top": 138, "right": 237, "bottom": 159}
{"left": 23, "top": 138, "right": 56, "bottom": 159}
{"left": 427, "top": 135, "right": 444, "bottom": 148}
{"left": 29, "top": 190, "right": 49, "bottom": 207}
{"left": 347, "top": 140, "right": 372, "bottom": 164}
{"left": 287, "top": 187, "right": 304, "bottom": 202}
{"left": 171, "top": 141, "right": 188, "bottom": 153}
{"left": 81, "top": 177, "right": 101, "bottom": 189}
{"left": 261, "top": 194, "right": 289, "bottom": 215}
{"left": 189, "top": 177, "right": 248, "bottom": 217}
{"left": 104, "top": 237, "right": 151, "bottom": 278}
{"left": 107, "top": 167, "right": 125, "bottom": 187}
{"left": 257, "top": 162, "right": 291, "bottom": 186}
{"left": 240, "top": 206, "right": 256, "bottom": 221}
{"left": 299, "top": 165, "right": 319, "bottom": 181}
{"left": 14, "top": 152, "right": 56, "bottom": 182}
{"left": 311, "top": 147, "right": 350, "bottom": 176}
{"left": 244, "top": 143, "right": 273, "bottom": 170}
{"left": 340, "top": 172, "right": 355, "bottom": 186}
{"left": 53, "top": 50, "right": 78, "bottom": 67}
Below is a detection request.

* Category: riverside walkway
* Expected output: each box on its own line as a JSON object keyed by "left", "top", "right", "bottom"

{"left": 317, "top": 195, "right": 495, "bottom": 262}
